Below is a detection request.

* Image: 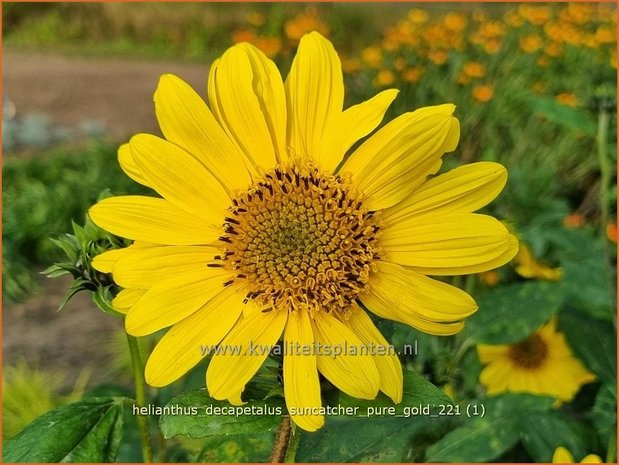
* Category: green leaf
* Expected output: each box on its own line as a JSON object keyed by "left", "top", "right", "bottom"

{"left": 425, "top": 394, "right": 554, "bottom": 463}
{"left": 520, "top": 411, "right": 592, "bottom": 462}
{"left": 159, "top": 389, "right": 284, "bottom": 439}
{"left": 550, "top": 228, "right": 616, "bottom": 320}
{"left": 3, "top": 396, "right": 125, "bottom": 463}
{"left": 426, "top": 415, "right": 520, "bottom": 462}
{"left": 558, "top": 310, "right": 617, "bottom": 384}
{"left": 92, "top": 286, "right": 123, "bottom": 316}
{"left": 465, "top": 282, "right": 563, "bottom": 344}
{"left": 592, "top": 383, "right": 617, "bottom": 440}
{"left": 296, "top": 370, "right": 455, "bottom": 463}
{"left": 529, "top": 95, "right": 597, "bottom": 136}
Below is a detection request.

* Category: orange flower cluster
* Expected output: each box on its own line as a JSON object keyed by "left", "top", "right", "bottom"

{"left": 231, "top": 7, "right": 330, "bottom": 58}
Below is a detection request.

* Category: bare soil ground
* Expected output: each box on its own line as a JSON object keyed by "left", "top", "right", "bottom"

{"left": 3, "top": 49, "right": 211, "bottom": 140}
{"left": 3, "top": 49, "right": 214, "bottom": 387}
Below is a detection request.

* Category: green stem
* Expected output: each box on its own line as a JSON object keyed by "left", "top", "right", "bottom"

{"left": 596, "top": 107, "right": 615, "bottom": 302}
{"left": 597, "top": 108, "right": 611, "bottom": 231}
{"left": 127, "top": 334, "right": 154, "bottom": 463}
{"left": 284, "top": 422, "right": 301, "bottom": 463}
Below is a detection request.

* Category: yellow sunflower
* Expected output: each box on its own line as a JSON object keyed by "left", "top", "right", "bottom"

{"left": 89, "top": 32, "right": 518, "bottom": 432}
{"left": 478, "top": 319, "right": 595, "bottom": 402}
{"left": 553, "top": 446, "right": 602, "bottom": 463}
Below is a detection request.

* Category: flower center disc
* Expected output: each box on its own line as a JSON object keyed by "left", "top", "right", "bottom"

{"left": 219, "top": 166, "right": 381, "bottom": 314}
{"left": 508, "top": 334, "right": 549, "bottom": 369}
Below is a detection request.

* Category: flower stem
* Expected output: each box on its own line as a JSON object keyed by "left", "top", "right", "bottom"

{"left": 126, "top": 334, "right": 154, "bottom": 463}
{"left": 284, "top": 422, "right": 301, "bottom": 463}
{"left": 597, "top": 107, "right": 611, "bottom": 232}
{"left": 270, "top": 416, "right": 301, "bottom": 463}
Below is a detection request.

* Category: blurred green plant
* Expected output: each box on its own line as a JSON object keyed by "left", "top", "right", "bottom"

{"left": 2, "top": 360, "right": 91, "bottom": 440}
{"left": 2, "top": 142, "right": 144, "bottom": 302}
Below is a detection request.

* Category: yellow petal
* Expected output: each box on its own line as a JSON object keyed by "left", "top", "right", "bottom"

{"left": 364, "top": 261, "right": 477, "bottom": 321}
{"left": 92, "top": 247, "right": 135, "bottom": 273}
{"left": 382, "top": 162, "right": 508, "bottom": 223}
{"left": 311, "top": 310, "right": 380, "bottom": 399}
{"left": 340, "top": 104, "right": 460, "bottom": 210}
{"left": 317, "top": 89, "right": 399, "bottom": 173}
{"left": 284, "top": 310, "right": 324, "bottom": 432}
{"left": 154, "top": 74, "right": 254, "bottom": 193}
{"left": 89, "top": 196, "right": 221, "bottom": 246}
{"left": 360, "top": 262, "right": 472, "bottom": 336}
{"left": 112, "top": 245, "right": 222, "bottom": 289}
{"left": 118, "top": 143, "right": 150, "bottom": 187}
{"left": 228, "top": 390, "right": 245, "bottom": 406}
{"left": 476, "top": 344, "right": 509, "bottom": 364}
{"left": 553, "top": 446, "right": 574, "bottom": 463}
{"left": 580, "top": 454, "right": 602, "bottom": 463}
{"left": 209, "top": 44, "right": 288, "bottom": 168}
{"left": 129, "top": 134, "right": 229, "bottom": 222}
{"left": 207, "top": 309, "right": 288, "bottom": 400}
{"left": 111, "top": 288, "right": 146, "bottom": 314}
{"left": 125, "top": 267, "right": 233, "bottom": 336}
{"left": 380, "top": 213, "right": 519, "bottom": 275}
{"left": 285, "top": 32, "right": 344, "bottom": 164}
{"left": 339, "top": 304, "right": 403, "bottom": 403}
{"left": 145, "top": 285, "right": 246, "bottom": 387}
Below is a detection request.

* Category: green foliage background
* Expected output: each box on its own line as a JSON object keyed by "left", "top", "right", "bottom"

{"left": 3, "top": 2, "right": 617, "bottom": 463}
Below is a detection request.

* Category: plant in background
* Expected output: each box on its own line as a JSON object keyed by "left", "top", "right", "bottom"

{"left": 477, "top": 319, "right": 595, "bottom": 402}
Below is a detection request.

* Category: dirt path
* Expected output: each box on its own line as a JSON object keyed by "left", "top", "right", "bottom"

{"left": 3, "top": 276, "right": 124, "bottom": 389}
{"left": 3, "top": 49, "right": 211, "bottom": 141}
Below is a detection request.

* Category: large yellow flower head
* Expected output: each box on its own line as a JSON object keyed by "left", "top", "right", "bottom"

{"left": 477, "top": 319, "right": 595, "bottom": 402}
{"left": 89, "top": 32, "right": 518, "bottom": 431}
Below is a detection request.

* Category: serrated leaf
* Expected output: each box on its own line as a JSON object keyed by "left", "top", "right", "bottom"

{"left": 3, "top": 397, "right": 126, "bottom": 463}
{"left": 465, "top": 282, "right": 563, "bottom": 344}
{"left": 159, "top": 389, "right": 284, "bottom": 439}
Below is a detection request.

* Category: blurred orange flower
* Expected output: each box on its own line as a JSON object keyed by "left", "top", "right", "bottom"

{"left": 555, "top": 93, "right": 579, "bottom": 108}
{"left": 472, "top": 85, "right": 494, "bottom": 102}
{"left": 373, "top": 69, "right": 396, "bottom": 87}
{"left": 444, "top": 12, "right": 468, "bottom": 32}
{"left": 463, "top": 61, "right": 486, "bottom": 78}
{"left": 520, "top": 35, "right": 544, "bottom": 53}
{"left": 480, "top": 270, "right": 500, "bottom": 287}
{"left": 254, "top": 36, "right": 282, "bottom": 58}
{"left": 284, "top": 7, "right": 329, "bottom": 42}
{"left": 563, "top": 213, "right": 585, "bottom": 229}
{"left": 428, "top": 50, "right": 448, "bottom": 65}
{"left": 607, "top": 223, "right": 617, "bottom": 242}
{"left": 232, "top": 29, "right": 256, "bottom": 44}
{"left": 361, "top": 45, "right": 383, "bottom": 68}
{"left": 402, "top": 67, "right": 424, "bottom": 83}
{"left": 408, "top": 8, "right": 429, "bottom": 24}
